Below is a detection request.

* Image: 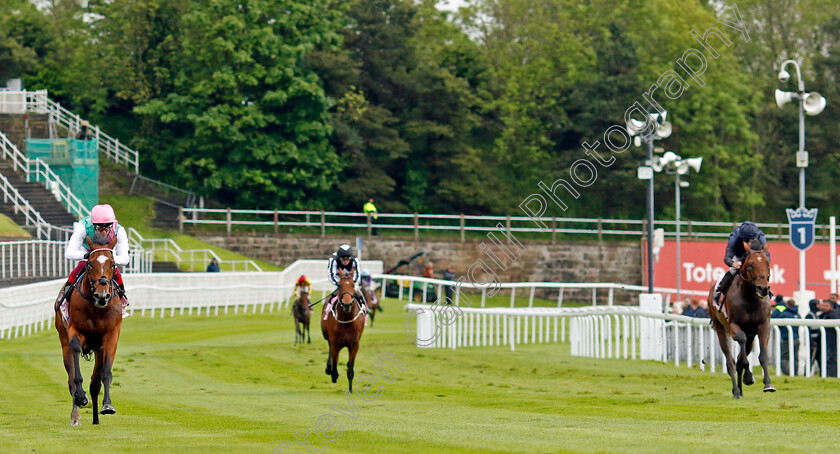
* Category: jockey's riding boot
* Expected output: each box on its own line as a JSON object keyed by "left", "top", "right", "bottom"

{"left": 116, "top": 283, "right": 130, "bottom": 318}
{"left": 715, "top": 271, "right": 735, "bottom": 306}
{"left": 55, "top": 282, "right": 72, "bottom": 312}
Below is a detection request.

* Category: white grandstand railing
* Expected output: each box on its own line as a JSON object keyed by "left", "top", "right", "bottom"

{"left": 127, "top": 227, "right": 262, "bottom": 272}
{"left": 0, "top": 129, "right": 89, "bottom": 220}
{"left": 404, "top": 303, "right": 840, "bottom": 378}
{"left": 16, "top": 90, "right": 139, "bottom": 174}
{"left": 0, "top": 239, "right": 155, "bottom": 280}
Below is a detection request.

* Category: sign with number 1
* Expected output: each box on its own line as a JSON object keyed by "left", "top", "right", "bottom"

{"left": 786, "top": 207, "right": 818, "bottom": 251}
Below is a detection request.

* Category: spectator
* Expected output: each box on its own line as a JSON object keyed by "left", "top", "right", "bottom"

{"left": 363, "top": 198, "right": 378, "bottom": 236}
{"left": 76, "top": 120, "right": 94, "bottom": 140}
{"left": 695, "top": 299, "right": 710, "bottom": 318}
{"left": 818, "top": 300, "right": 840, "bottom": 377}
{"left": 771, "top": 298, "right": 800, "bottom": 375}
{"left": 443, "top": 266, "right": 456, "bottom": 304}
{"left": 681, "top": 297, "right": 709, "bottom": 318}
{"left": 681, "top": 297, "right": 697, "bottom": 317}
{"left": 206, "top": 258, "right": 220, "bottom": 272}
{"left": 805, "top": 299, "right": 822, "bottom": 372}
{"left": 422, "top": 261, "right": 434, "bottom": 279}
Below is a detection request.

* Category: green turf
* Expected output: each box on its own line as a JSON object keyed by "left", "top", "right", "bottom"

{"left": 0, "top": 213, "right": 31, "bottom": 237}
{"left": 0, "top": 298, "right": 836, "bottom": 453}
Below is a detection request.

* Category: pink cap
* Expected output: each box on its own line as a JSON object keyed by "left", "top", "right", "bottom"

{"left": 91, "top": 204, "right": 117, "bottom": 226}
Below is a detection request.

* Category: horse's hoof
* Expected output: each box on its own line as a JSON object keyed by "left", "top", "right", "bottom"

{"left": 732, "top": 394, "right": 741, "bottom": 399}
{"left": 743, "top": 373, "right": 755, "bottom": 386}
{"left": 74, "top": 395, "right": 88, "bottom": 407}
{"left": 100, "top": 404, "right": 116, "bottom": 415}
{"left": 70, "top": 419, "right": 81, "bottom": 427}
{"left": 763, "top": 385, "right": 776, "bottom": 393}
{"left": 331, "top": 376, "right": 338, "bottom": 383}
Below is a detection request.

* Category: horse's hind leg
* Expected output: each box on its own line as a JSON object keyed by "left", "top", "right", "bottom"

{"left": 714, "top": 324, "right": 741, "bottom": 398}
{"left": 758, "top": 320, "right": 776, "bottom": 392}
{"left": 305, "top": 319, "right": 311, "bottom": 344}
{"left": 347, "top": 342, "right": 359, "bottom": 393}
{"left": 90, "top": 351, "right": 103, "bottom": 425}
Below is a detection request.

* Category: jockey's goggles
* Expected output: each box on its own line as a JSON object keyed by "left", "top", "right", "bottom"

{"left": 94, "top": 223, "right": 112, "bottom": 230}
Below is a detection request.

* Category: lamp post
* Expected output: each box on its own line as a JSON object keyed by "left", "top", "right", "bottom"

{"left": 653, "top": 152, "right": 703, "bottom": 300}
{"left": 775, "top": 60, "right": 826, "bottom": 296}
{"left": 630, "top": 112, "right": 672, "bottom": 293}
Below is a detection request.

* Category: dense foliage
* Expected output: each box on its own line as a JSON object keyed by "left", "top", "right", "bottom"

{"left": 7, "top": 0, "right": 840, "bottom": 222}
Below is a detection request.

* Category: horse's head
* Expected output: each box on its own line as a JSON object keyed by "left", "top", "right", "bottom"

{"left": 337, "top": 272, "right": 356, "bottom": 313}
{"left": 85, "top": 237, "right": 117, "bottom": 308}
{"left": 740, "top": 244, "right": 771, "bottom": 299}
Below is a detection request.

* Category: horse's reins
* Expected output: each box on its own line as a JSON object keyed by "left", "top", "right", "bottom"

{"left": 333, "top": 295, "right": 364, "bottom": 324}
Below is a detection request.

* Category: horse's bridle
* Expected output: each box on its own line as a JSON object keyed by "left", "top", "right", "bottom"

{"left": 80, "top": 247, "right": 117, "bottom": 308}
{"left": 334, "top": 277, "right": 363, "bottom": 324}
{"left": 740, "top": 249, "right": 771, "bottom": 289}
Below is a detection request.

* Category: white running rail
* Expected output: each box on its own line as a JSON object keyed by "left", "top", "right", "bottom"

{"left": 404, "top": 302, "right": 840, "bottom": 379}
{"left": 0, "top": 239, "right": 153, "bottom": 280}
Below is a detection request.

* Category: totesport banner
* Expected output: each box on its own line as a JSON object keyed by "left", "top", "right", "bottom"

{"left": 648, "top": 240, "right": 836, "bottom": 299}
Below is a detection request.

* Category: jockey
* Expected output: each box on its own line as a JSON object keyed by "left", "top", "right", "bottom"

{"left": 713, "top": 221, "right": 770, "bottom": 306}
{"left": 326, "top": 244, "right": 368, "bottom": 313}
{"left": 55, "top": 204, "right": 131, "bottom": 318}
{"left": 295, "top": 275, "right": 311, "bottom": 299}
{"left": 360, "top": 269, "right": 373, "bottom": 288}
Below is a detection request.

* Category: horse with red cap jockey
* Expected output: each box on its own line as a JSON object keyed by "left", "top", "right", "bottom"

{"left": 54, "top": 204, "right": 131, "bottom": 319}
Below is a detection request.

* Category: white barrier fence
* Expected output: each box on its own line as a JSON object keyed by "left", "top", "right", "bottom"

{"left": 0, "top": 260, "right": 383, "bottom": 340}
{"left": 404, "top": 304, "right": 840, "bottom": 378}
{"left": 0, "top": 240, "right": 154, "bottom": 280}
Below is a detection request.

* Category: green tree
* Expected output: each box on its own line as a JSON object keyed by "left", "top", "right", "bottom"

{"left": 134, "top": 0, "right": 343, "bottom": 209}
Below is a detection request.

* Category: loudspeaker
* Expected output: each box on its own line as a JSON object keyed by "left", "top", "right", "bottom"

{"left": 775, "top": 89, "right": 796, "bottom": 108}
{"left": 655, "top": 121, "right": 672, "bottom": 139}
{"left": 803, "top": 92, "right": 826, "bottom": 116}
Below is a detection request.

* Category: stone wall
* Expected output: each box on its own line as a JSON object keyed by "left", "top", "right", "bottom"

{"left": 196, "top": 234, "right": 643, "bottom": 304}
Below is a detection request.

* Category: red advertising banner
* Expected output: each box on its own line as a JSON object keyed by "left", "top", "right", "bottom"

{"left": 649, "top": 240, "right": 836, "bottom": 299}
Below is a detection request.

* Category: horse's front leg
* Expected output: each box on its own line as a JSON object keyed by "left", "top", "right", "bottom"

{"left": 730, "top": 322, "right": 748, "bottom": 396}
{"left": 305, "top": 320, "right": 311, "bottom": 344}
{"left": 757, "top": 320, "right": 776, "bottom": 392}
{"left": 329, "top": 343, "right": 341, "bottom": 383}
{"left": 741, "top": 335, "right": 756, "bottom": 386}
{"left": 90, "top": 351, "right": 103, "bottom": 425}
{"left": 325, "top": 340, "right": 333, "bottom": 376}
{"left": 68, "top": 333, "right": 88, "bottom": 408}
{"left": 714, "top": 324, "right": 740, "bottom": 398}
{"left": 99, "top": 328, "right": 121, "bottom": 416}
{"left": 347, "top": 342, "right": 359, "bottom": 393}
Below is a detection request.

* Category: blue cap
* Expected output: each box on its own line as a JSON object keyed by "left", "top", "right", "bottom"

{"left": 740, "top": 222, "right": 760, "bottom": 239}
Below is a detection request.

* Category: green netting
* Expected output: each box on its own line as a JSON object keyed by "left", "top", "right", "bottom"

{"left": 25, "top": 138, "right": 98, "bottom": 211}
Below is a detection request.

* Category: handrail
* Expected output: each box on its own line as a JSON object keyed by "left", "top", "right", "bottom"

{"left": 41, "top": 97, "right": 139, "bottom": 173}
{"left": 0, "top": 130, "right": 88, "bottom": 219}
{"left": 127, "top": 227, "right": 262, "bottom": 272}
{"left": 179, "top": 207, "right": 817, "bottom": 241}
{"left": 0, "top": 171, "right": 72, "bottom": 240}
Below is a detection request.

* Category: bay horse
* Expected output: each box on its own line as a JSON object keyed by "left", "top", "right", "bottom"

{"left": 55, "top": 237, "right": 123, "bottom": 425}
{"left": 707, "top": 240, "right": 775, "bottom": 398}
{"left": 321, "top": 273, "right": 365, "bottom": 391}
{"left": 293, "top": 290, "right": 312, "bottom": 344}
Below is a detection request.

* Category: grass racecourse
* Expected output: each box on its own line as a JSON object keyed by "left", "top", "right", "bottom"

{"left": 0, "top": 299, "right": 838, "bottom": 453}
